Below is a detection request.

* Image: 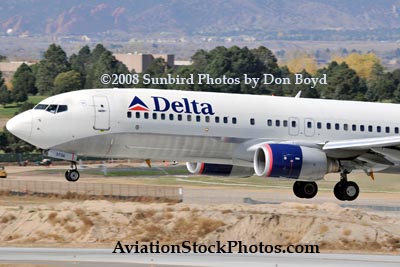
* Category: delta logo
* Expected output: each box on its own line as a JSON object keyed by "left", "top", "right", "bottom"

{"left": 128, "top": 96, "right": 215, "bottom": 115}
{"left": 128, "top": 96, "right": 149, "bottom": 111}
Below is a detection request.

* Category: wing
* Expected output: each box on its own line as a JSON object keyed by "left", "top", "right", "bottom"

{"left": 322, "top": 136, "right": 400, "bottom": 173}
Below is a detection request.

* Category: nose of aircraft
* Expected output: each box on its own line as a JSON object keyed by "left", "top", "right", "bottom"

{"left": 6, "top": 111, "right": 33, "bottom": 141}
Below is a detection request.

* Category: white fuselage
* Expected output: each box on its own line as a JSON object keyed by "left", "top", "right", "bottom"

{"left": 6, "top": 88, "right": 400, "bottom": 169}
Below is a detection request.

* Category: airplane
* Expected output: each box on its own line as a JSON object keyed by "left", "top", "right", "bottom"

{"left": 6, "top": 88, "right": 400, "bottom": 201}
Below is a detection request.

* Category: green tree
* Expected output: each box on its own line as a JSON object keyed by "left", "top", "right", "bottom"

{"left": 35, "top": 44, "right": 70, "bottom": 95}
{"left": 70, "top": 45, "right": 91, "bottom": 87}
{"left": 85, "top": 44, "right": 129, "bottom": 89}
{"left": 0, "top": 71, "right": 11, "bottom": 106}
{"left": 53, "top": 70, "right": 83, "bottom": 94}
{"left": 12, "top": 63, "right": 36, "bottom": 102}
{"left": 315, "top": 61, "right": 366, "bottom": 100}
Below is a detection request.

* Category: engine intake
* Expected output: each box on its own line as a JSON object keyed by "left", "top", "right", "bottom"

{"left": 254, "top": 144, "right": 338, "bottom": 180}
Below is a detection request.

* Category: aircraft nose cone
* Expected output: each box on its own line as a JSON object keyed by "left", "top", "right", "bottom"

{"left": 6, "top": 111, "right": 32, "bottom": 141}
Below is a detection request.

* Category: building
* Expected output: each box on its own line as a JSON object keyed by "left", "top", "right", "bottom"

{"left": 114, "top": 53, "right": 174, "bottom": 73}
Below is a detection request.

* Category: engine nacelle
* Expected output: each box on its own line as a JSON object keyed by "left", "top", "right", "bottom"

{"left": 186, "top": 162, "right": 253, "bottom": 177}
{"left": 253, "top": 144, "right": 339, "bottom": 180}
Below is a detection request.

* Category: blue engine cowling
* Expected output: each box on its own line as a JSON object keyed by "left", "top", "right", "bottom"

{"left": 253, "top": 144, "right": 338, "bottom": 180}
{"left": 186, "top": 162, "right": 253, "bottom": 177}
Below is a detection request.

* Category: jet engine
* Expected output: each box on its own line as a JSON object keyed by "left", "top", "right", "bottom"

{"left": 253, "top": 144, "right": 339, "bottom": 180}
{"left": 186, "top": 162, "right": 253, "bottom": 177}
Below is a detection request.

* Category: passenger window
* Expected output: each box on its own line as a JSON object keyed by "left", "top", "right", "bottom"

{"left": 232, "top": 117, "right": 237, "bottom": 124}
{"left": 386, "top": 126, "right": 390, "bottom": 133}
{"left": 196, "top": 115, "right": 201, "bottom": 122}
{"left": 187, "top": 115, "right": 192, "bottom": 122}
{"left": 223, "top": 117, "right": 228, "bottom": 124}
{"left": 360, "top": 125, "right": 365, "bottom": 132}
{"left": 317, "top": 122, "right": 322, "bottom": 129}
{"left": 161, "top": 113, "right": 166, "bottom": 120}
{"left": 291, "top": 120, "right": 296, "bottom": 127}
{"left": 275, "top": 120, "right": 280, "bottom": 127}
{"left": 215, "top": 116, "right": 220, "bottom": 123}
{"left": 343, "top": 124, "right": 348, "bottom": 131}
{"left": 144, "top": 112, "right": 149, "bottom": 119}
{"left": 326, "top": 123, "right": 331, "bottom": 130}
{"left": 136, "top": 112, "right": 140, "bottom": 119}
{"left": 152, "top": 113, "right": 157, "bottom": 120}
{"left": 267, "top": 119, "right": 272, "bottom": 126}
{"left": 127, "top": 111, "right": 132, "bottom": 118}
{"left": 307, "top": 121, "right": 312, "bottom": 128}
{"left": 368, "top": 125, "right": 373, "bottom": 132}
{"left": 335, "top": 123, "right": 339, "bottom": 130}
{"left": 250, "top": 118, "right": 255, "bottom": 125}
{"left": 283, "top": 120, "right": 288, "bottom": 127}
{"left": 57, "top": 105, "right": 68, "bottom": 113}
{"left": 169, "top": 114, "right": 174, "bottom": 120}
{"left": 205, "top": 116, "right": 210, "bottom": 123}
{"left": 46, "top": 105, "right": 58, "bottom": 113}
{"left": 395, "top": 127, "right": 399, "bottom": 134}
{"left": 178, "top": 114, "right": 182, "bottom": 121}
{"left": 377, "top": 126, "right": 381, "bottom": 133}
{"left": 352, "top": 124, "right": 357, "bottom": 131}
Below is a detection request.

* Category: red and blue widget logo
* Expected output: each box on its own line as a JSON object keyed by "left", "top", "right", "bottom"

{"left": 128, "top": 96, "right": 149, "bottom": 111}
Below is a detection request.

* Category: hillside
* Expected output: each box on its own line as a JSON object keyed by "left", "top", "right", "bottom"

{"left": 1, "top": 0, "right": 400, "bottom": 39}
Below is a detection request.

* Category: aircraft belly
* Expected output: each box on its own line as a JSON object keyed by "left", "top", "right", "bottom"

{"left": 51, "top": 132, "right": 237, "bottom": 164}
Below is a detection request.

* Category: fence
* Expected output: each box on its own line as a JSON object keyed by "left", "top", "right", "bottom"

{"left": 0, "top": 179, "right": 183, "bottom": 202}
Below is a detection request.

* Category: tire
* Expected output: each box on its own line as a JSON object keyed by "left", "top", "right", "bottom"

{"left": 66, "top": 170, "right": 80, "bottom": 182}
{"left": 65, "top": 170, "right": 71, "bottom": 181}
{"left": 343, "top": 181, "right": 359, "bottom": 201}
{"left": 334, "top": 182, "right": 344, "bottom": 201}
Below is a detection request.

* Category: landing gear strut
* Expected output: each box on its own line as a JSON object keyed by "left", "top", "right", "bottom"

{"left": 333, "top": 169, "right": 359, "bottom": 201}
{"left": 65, "top": 161, "right": 80, "bottom": 182}
{"left": 293, "top": 181, "right": 318, "bottom": 199}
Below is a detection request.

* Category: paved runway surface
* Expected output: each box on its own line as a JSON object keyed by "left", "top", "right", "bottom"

{"left": 0, "top": 247, "right": 399, "bottom": 267}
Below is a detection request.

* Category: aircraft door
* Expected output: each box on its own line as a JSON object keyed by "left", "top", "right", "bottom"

{"left": 289, "top": 117, "right": 299, "bottom": 136}
{"left": 304, "top": 118, "right": 315, "bottom": 137}
{"left": 93, "top": 96, "right": 110, "bottom": 131}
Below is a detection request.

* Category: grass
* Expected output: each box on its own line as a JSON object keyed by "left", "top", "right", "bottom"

{"left": 0, "top": 95, "right": 47, "bottom": 118}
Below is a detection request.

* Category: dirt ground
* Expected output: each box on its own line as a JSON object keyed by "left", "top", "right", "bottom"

{"left": 0, "top": 196, "right": 399, "bottom": 253}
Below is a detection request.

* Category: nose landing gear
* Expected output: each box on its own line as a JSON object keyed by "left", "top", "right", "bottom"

{"left": 65, "top": 161, "right": 80, "bottom": 182}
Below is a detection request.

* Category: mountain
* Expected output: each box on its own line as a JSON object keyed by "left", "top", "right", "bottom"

{"left": 1, "top": 0, "right": 400, "bottom": 39}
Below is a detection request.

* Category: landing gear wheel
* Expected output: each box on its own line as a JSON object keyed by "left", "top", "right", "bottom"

{"left": 293, "top": 181, "right": 318, "bottom": 199}
{"left": 334, "top": 181, "right": 344, "bottom": 201}
{"left": 343, "top": 181, "right": 359, "bottom": 201}
{"left": 333, "top": 169, "right": 360, "bottom": 201}
{"left": 65, "top": 161, "right": 80, "bottom": 182}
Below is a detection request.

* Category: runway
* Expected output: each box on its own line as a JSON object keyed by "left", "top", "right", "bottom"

{"left": 0, "top": 247, "right": 399, "bottom": 267}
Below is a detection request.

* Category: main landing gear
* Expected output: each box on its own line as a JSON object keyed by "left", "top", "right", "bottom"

{"left": 292, "top": 169, "right": 360, "bottom": 201}
{"left": 65, "top": 161, "right": 80, "bottom": 182}
{"left": 333, "top": 169, "right": 359, "bottom": 201}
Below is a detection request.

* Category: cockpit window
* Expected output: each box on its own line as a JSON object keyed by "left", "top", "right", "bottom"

{"left": 57, "top": 105, "right": 68, "bottom": 113}
{"left": 46, "top": 105, "right": 58, "bottom": 113}
{"left": 34, "top": 104, "right": 48, "bottom": 110}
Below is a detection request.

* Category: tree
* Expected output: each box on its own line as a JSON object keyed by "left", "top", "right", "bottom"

{"left": 315, "top": 61, "right": 366, "bottom": 100}
{"left": 0, "top": 71, "right": 11, "bottom": 106}
{"left": 12, "top": 63, "right": 36, "bottom": 102}
{"left": 85, "top": 44, "right": 129, "bottom": 89}
{"left": 332, "top": 53, "right": 381, "bottom": 79}
{"left": 285, "top": 52, "right": 318, "bottom": 74}
{"left": 70, "top": 45, "right": 91, "bottom": 87}
{"left": 35, "top": 44, "right": 70, "bottom": 95}
{"left": 53, "top": 70, "right": 83, "bottom": 94}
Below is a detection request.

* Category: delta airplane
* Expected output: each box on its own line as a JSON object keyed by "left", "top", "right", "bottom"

{"left": 6, "top": 88, "right": 400, "bottom": 201}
